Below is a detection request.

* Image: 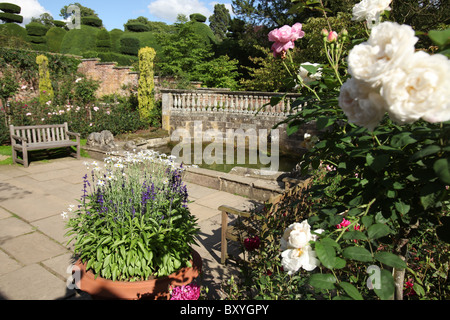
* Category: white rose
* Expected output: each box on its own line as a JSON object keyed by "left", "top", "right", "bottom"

{"left": 348, "top": 22, "right": 417, "bottom": 87}
{"left": 280, "top": 220, "right": 323, "bottom": 250}
{"left": 339, "top": 77, "right": 388, "bottom": 131}
{"left": 298, "top": 62, "right": 322, "bottom": 84}
{"left": 281, "top": 245, "right": 320, "bottom": 274}
{"left": 381, "top": 51, "right": 450, "bottom": 124}
{"left": 352, "top": 0, "right": 392, "bottom": 27}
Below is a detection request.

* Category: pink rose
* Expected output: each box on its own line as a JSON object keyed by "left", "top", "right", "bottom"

{"left": 327, "top": 30, "right": 338, "bottom": 42}
{"left": 268, "top": 23, "right": 305, "bottom": 57}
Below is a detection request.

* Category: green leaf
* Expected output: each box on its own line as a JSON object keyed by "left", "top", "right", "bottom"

{"left": 317, "top": 117, "right": 335, "bottom": 130}
{"left": 367, "top": 223, "right": 391, "bottom": 239}
{"left": 339, "top": 281, "right": 363, "bottom": 300}
{"left": 394, "top": 201, "right": 410, "bottom": 215}
{"left": 374, "top": 269, "right": 395, "bottom": 300}
{"left": 343, "top": 246, "right": 373, "bottom": 262}
{"left": 374, "top": 252, "right": 406, "bottom": 269}
{"left": 436, "top": 217, "right": 450, "bottom": 243}
{"left": 390, "top": 132, "right": 417, "bottom": 148}
{"left": 309, "top": 273, "right": 336, "bottom": 290}
{"left": 342, "top": 231, "right": 368, "bottom": 240}
{"left": 428, "top": 29, "right": 450, "bottom": 47}
{"left": 411, "top": 145, "right": 441, "bottom": 160}
{"left": 366, "top": 154, "right": 389, "bottom": 172}
{"left": 433, "top": 158, "right": 450, "bottom": 184}
{"left": 315, "top": 240, "right": 337, "bottom": 269}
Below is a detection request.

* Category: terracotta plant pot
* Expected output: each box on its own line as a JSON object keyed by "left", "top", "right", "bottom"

{"left": 73, "top": 249, "right": 202, "bottom": 300}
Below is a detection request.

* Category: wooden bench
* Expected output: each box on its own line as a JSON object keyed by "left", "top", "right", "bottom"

{"left": 10, "top": 123, "right": 81, "bottom": 168}
{"left": 219, "top": 177, "right": 312, "bottom": 264}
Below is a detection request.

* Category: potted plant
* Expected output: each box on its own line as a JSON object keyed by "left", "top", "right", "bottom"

{"left": 64, "top": 150, "right": 201, "bottom": 300}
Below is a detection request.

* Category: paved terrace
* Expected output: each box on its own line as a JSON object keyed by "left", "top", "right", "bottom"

{"left": 0, "top": 157, "right": 256, "bottom": 300}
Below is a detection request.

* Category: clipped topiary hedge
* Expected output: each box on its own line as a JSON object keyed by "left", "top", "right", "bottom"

{"left": 189, "top": 13, "right": 207, "bottom": 23}
{"left": 96, "top": 29, "right": 111, "bottom": 52}
{"left": 0, "top": 12, "right": 22, "bottom": 23}
{"left": 81, "top": 15, "right": 102, "bottom": 28}
{"left": 0, "top": 2, "right": 21, "bottom": 13}
{"left": 46, "top": 26, "right": 66, "bottom": 52}
{"left": 26, "top": 22, "right": 48, "bottom": 36}
{"left": 53, "top": 20, "right": 66, "bottom": 28}
{"left": 119, "top": 36, "right": 140, "bottom": 56}
{"left": 27, "top": 35, "right": 46, "bottom": 43}
{"left": 125, "top": 22, "right": 150, "bottom": 32}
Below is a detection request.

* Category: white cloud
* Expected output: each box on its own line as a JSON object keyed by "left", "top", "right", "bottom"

{"left": 147, "top": 0, "right": 213, "bottom": 23}
{"left": 2, "top": 0, "right": 50, "bottom": 25}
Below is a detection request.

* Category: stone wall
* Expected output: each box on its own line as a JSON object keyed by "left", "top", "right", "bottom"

{"left": 77, "top": 59, "right": 139, "bottom": 97}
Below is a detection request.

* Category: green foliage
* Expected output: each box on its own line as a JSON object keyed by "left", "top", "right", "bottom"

{"left": 65, "top": 152, "right": 199, "bottom": 281}
{"left": 138, "top": 46, "right": 156, "bottom": 124}
{"left": 95, "top": 28, "right": 111, "bottom": 52}
{"left": 190, "top": 13, "right": 207, "bottom": 23}
{"left": 125, "top": 22, "right": 150, "bottom": 32}
{"left": 0, "top": 22, "right": 27, "bottom": 39}
{"left": 0, "top": 2, "right": 21, "bottom": 13}
{"left": 186, "top": 20, "right": 218, "bottom": 45}
{"left": 240, "top": 45, "right": 291, "bottom": 92}
{"left": 46, "top": 26, "right": 67, "bottom": 52}
{"left": 83, "top": 50, "right": 138, "bottom": 66}
{"left": 25, "top": 22, "right": 48, "bottom": 36}
{"left": 209, "top": 3, "right": 231, "bottom": 41}
{"left": 74, "top": 76, "right": 99, "bottom": 106}
{"left": 81, "top": 15, "right": 102, "bottom": 28}
{"left": 195, "top": 55, "right": 241, "bottom": 90}
{"left": 119, "top": 36, "right": 140, "bottom": 56}
{"left": 156, "top": 22, "right": 213, "bottom": 80}
{"left": 0, "top": 68, "right": 18, "bottom": 107}
{"left": 109, "top": 28, "right": 124, "bottom": 53}
{"left": 0, "top": 12, "right": 22, "bottom": 23}
{"left": 60, "top": 25, "right": 100, "bottom": 56}
{"left": 36, "top": 55, "right": 54, "bottom": 104}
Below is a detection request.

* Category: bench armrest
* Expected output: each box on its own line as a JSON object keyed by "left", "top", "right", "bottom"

{"left": 66, "top": 131, "right": 80, "bottom": 137}
{"left": 11, "top": 134, "right": 27, "bottom": 143}
{"left": 218, "top": 205, "right": 252, "bottom": 218}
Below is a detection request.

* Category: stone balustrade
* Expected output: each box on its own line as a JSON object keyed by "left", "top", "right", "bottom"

{"left": 162, "top": 88, "right": 301, "bottom": 116}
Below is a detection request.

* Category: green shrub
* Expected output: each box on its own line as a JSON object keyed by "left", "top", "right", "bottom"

{"left": 27, "top": 35, "right": 46, "bottom": 43}
{"left": 0, "top": 2, "right": 20, "bottom": 13}
{"left": 26, "top": 22, "right": 48, "bottom": 36}
{"left": 0, "top": 22, "right": 27, "bottom": 39}
{"left": 60, "top": 25, "right": 100, "bottom": 56}
{"left": 36, "top": 54, "right": 54, "bottom": 104}
{"left": 53, "top": 20, "right": 66, "bottom": 28}
{"left": 0, "top": 111, "right": 9, "bottom": 145}
{"left": 95, "top": 29, "right": 111, "bottom": 52}
{"left": 81, "top": 15, "right": 102, "bottom": 28}
{"left": 125, "top": 22, "right": 150, "bottom": 32}
{"left": 46, "top": 27, "right": 66, "bottom": 52}
{"left": 190, "top": 13, "right": 207, "bottom": 23}
{"left": 109, "top": 28, "right": 123, "bottom": 52}
{"left": 0, "top": 12, "right": 22, "bottom": 23}
{"left": 119, "top": 36, "right": 140, "bottom": 56}
{"left": 186, "top": 20, "right": 217, "bottom": 45}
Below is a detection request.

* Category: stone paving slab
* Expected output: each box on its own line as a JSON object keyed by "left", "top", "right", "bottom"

{"left": 0, "top": 157, "right": 256, "bottom": 300}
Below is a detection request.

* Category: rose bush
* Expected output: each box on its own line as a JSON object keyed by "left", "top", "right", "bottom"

{"left": 224, "top": 0, "right": 449, "bottom": 300}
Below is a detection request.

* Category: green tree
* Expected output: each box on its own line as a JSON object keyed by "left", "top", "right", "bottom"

{"left": 209, "top": 3, "right": 231, "bottom": 41}
{"left": 36, "top": 55, "right": 54, "bottom": 105}
{"left": 195, "top": 55, "right": 241, "bottom": 90}
{"left": 138, "top": 47, "right": 156, "bottom": 124}
{"left": 60, "top": 3, "right": 98, "bottom": 19}
{"left": 31, "top": 13, "right": 54, "bottom": 27}
{"left": 156, "top": 21, "right": 213, "bottom": 81}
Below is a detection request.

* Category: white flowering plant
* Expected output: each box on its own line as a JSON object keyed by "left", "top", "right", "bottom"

{"left": 64, "top": 150, "right": 199, "bottom": 281}
{"left": 255, "top": 0, "right": 450, "bottom": 300}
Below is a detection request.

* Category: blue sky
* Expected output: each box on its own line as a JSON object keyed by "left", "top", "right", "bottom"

{"left": 7, "top": 0, "right": 234, "bottom": 30}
